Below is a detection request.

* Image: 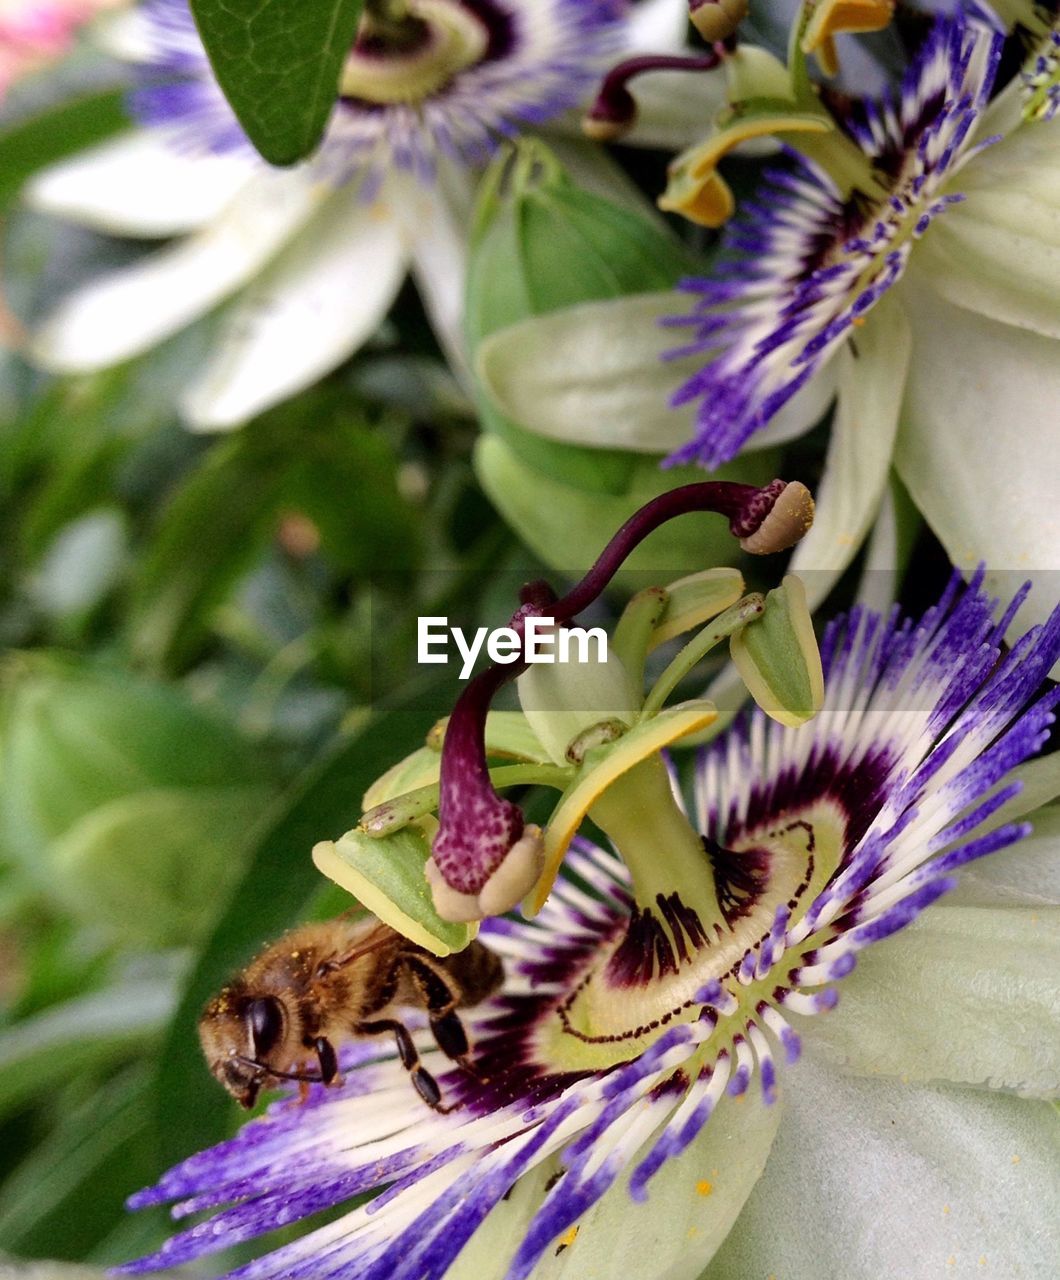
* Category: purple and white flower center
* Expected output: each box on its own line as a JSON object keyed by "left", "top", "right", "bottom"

{"left": 525, "top": 801, "right": 846, "bottom": 1076}
{"left": 339, "top": 0, "right": 500, "bottom": 105}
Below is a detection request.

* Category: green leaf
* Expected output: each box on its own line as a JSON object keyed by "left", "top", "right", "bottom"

{"left": 128, "top": 396, "right": 420, "bottom": 671}
{"left": 0, "top": 980, "right": 175, "bottom": 1122}
{"left": 0, "top": 1067, "right": 159, "bottom": 1262}
{"left": 0, "top": 92, "right": 129, "bottom": 209}
{"left": 153, "top": 674, "right": 454, "bottom": 1165}
{"left": 189, "top": 0, "right": 366, "bottom": 165}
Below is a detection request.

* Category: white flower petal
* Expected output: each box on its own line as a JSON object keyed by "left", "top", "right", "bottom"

{"left": 477, "top": 292, "right": 824, "bottom": 456}
{"left": 26, "top": 130, "right": 258, "bottom": 238}
{"left": 406, "top": 163, "right": 476, "bottom": 383}
{"left": 450, "top": 1087, "right": 781, "bottom": 1280}
{"left": 854, "top": 483, "right": 900, "bottom": 614}
{"left": 949, "top": 805, "right": 1060, "bottom": 909}
{"left": 31, "top": 168, "right": 328, "bottom": 373}
{"left": 805, "top": 904, "right": 1060, "bottom": 1098}
{"left": 706, "top": 1053, "right": 1060, "bottom": 1280}
{"left": 918, "top": 187, "right": 1060, "bottom": 339}
{"left": 790, "top": 292, "right": 911, "bottom": 610}
{"left": 182, "top": 191, "right": 409, "bottom": 430}
{"left": 894, "top": 282, "right": 1060, "bottom": 670}
{"left": 92, "top": 7, "right": 155, "bottom": 60}
{"left": 626, "top": 0, "right": 690, "bottom": 52}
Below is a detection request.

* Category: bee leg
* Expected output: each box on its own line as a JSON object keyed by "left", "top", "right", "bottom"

{"left": 315, "top": 1037, "right": 340, "bottom": 1086}
{"left": 401, "top": 955, "right": 488, "bottom": 1083}
{"left": 355, "top": 1018, "right": 457, "bottom": 1114}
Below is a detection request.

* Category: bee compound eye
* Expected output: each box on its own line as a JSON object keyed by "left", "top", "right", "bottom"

{"left": 246, "top": 996, "right": 285, "bottom": 1056}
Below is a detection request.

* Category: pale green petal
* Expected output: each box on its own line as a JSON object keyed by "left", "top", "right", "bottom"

{"left": 917, "top": 190, "right": 1060, "bottom": 338}
{"left": 894, "top": 283, "right": 1060, "bottom": 671}
{"left": 805, "top": 905, "right": 1060, "bottom": 1098}
{"left": 949, "top": 805, "right": 1060, "bottom": 908}
{"left": 706, "top": 1053, "right": 1060, "bottom": 1280}
{"left": 477, "top": 293, "right": 828, "bottom": 455}
{"left": 921, "top": 119, "right": 1060, "bottom": 336}
{"left": 623, "top": 69, "right": 729, "bottom": 152}
{"left": 450, "top": 1087, "right": 780, "bottom": 1280}
{"left": 789, "top": 291, "right": 910, "bottom": 610}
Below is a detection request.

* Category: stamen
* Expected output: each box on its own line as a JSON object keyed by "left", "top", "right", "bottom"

{"left": 429, "top": 481, "right": 814, "bottom": 915}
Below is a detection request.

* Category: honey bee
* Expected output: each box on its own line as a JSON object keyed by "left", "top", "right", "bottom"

{"left": 198, "top": 916, "right": 504, "bottom": 1111}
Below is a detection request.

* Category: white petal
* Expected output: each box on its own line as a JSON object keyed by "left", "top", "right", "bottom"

{"left": 31, "top": 167, "right": 328, "bottom": 373}
{"left": 790, "top": 292, "right": 911, "bottom": 610}
{"left": 706, "top": 1053, "right": 1060, "bottom": 1280}
{"left": 92, "top": 7, "right": 155, "bottom": 60}
{"left": 894, "top": 282, "right": 1060, "bottom": 668}
{"left": 854, "top": 483, "right": 899, "bottom": 614}
{"left": 918, "top": 186, "right": 1060, "bottom": 338}
{"left": 806, "top": 904, "right": 1060, "bottom": 1098}
{"left": 405, "top": 162, "right": 475, "bottom": 384}
{"left": 949, "top": 805, "right": 1060, "bottom": 909}
{"left": 450, "top": 1086, "right": 780, "bottom": 1280}
{"left": 182, "top": 191, "right": 409, "bottom": 430}
{"left": 477, "top": 292, "right": 823, "bottom": 456}
{"left": 625, "top": 0, "right": 691, "bottom": 52}
{"left": 26, "top": 130, "right": 258, "bottom": 238}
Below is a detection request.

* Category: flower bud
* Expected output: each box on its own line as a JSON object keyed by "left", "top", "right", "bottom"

{"left": 467, "top": 141, "right": 697, "bottom": 497}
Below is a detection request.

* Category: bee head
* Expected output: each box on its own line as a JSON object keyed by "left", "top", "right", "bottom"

{"left": 199, "top": 987, "right": 290, "bottom": 1109}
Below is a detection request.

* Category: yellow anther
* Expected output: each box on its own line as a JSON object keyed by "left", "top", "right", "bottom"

{"left": 659, "top": 114, "right": 830, "bottom": 229}
{"left": 801, "top": 0, "right": 896, "bottom": 78}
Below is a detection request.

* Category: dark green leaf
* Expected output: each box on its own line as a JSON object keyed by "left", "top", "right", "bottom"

{"left": 154, "top": 673, "right": 454, "bottom": 1164}
{"left": 0, "top": 91, "right": 129, "bottom": 209}
{"left": 190, "top": 0, "right": 366, "bottom": 165}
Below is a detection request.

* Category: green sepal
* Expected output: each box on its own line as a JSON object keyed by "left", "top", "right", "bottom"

{"left": 313, "top": 826, "right": 476, "bottom": 957}
{"left": 466, "top": 141, "right": 699, "bottom": 495}
{"left": 474, "top": 436, "right": 781, "bottom": 582}
{"left": 730, "top": 574, "right": 825, "bottom": 727}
